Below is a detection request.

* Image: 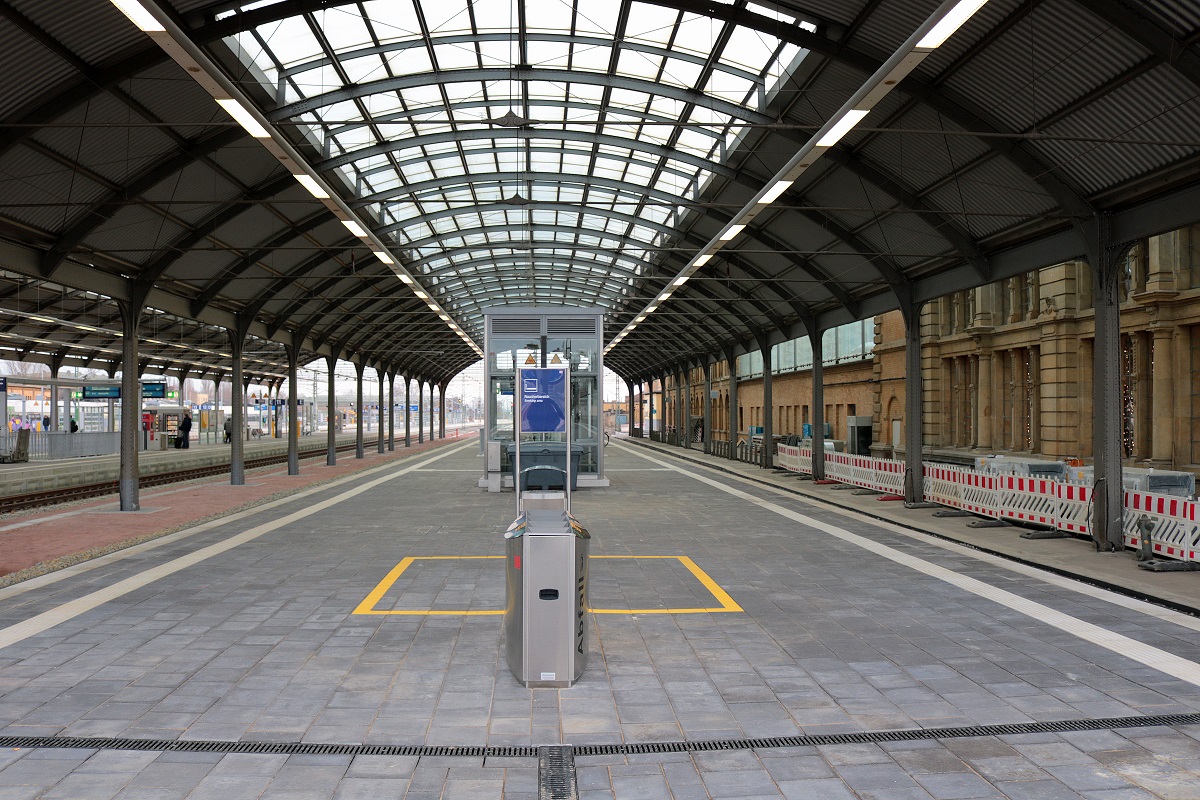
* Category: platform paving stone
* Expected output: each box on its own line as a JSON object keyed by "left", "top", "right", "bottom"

{"left": 1, "top": 442, "right": 1200, "bottom": 796}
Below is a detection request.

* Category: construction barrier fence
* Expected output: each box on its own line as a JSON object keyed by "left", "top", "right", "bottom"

{"left": 773, "top": 445, "right": 1197, "bottom": 564}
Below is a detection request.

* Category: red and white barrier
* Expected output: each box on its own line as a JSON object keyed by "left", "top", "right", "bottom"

{"left": 996, "top": 475, "right": 1058, "bottom": 527}
{"left": 1057, "top": 482, "right": 1092, "bottom": 537}
{"left": 769, "top": 442, "right": 1198, "bottom": 564}
{"left": 1123, "top": 490, "right": 1200, "bottom": 562}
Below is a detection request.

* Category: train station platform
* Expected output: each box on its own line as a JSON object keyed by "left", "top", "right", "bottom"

{"left": 0, "top": 429, "right": 393, "bottom": 498}
{"left": 2, "top": 438, "right": 1200, "bottom": 798}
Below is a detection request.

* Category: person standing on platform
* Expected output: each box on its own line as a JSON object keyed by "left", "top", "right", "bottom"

{"left": 42, "top": 415, "right": 50, "bottom": 431}
{"left": 69, "top": 419, "right": 78, "bottom": 433}
{"left": 179, "top": 410, "right": 192, "bottom": 449}
{"left": 223, "top": 417, "right": 232, "bottom": 444}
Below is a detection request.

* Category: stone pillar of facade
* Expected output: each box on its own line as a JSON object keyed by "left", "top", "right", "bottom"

{"left": 1134, "top": 331, "right": 1152, "bottom": 461}
{"left": 1173, "top": 327, "right": 1191, "bottom": 469}
{"left": 976, "top": 351, "right": 992, "bottom": 450}
{"left": 1150, "top": 326, "right": 1175, "bottom": 466}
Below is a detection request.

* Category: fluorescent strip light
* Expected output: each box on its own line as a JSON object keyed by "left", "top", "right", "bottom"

{"left": 694, "top": 254, "right": 713, "bottom": 267}
{"left": 293, "top": 173, "right": 329, "bottom": 199}
{"left": 215, "top": 98, "right": 269, "bottom": 138}
{"left": 816, "top": 109, "right": 869, "bottom": 147}
{"left": 372, "top": 249, "right": 394, "bottom": 265}
{"left": 635, "top": 315, "right": 646, "bottom": 322}
{"left": 672, "top": 276, "right": 688, "bottom": 287}
{"left": 917, "top": 0, "right": 990, "bottom": 49}
{"left": 645, "top": 305, "right": 658, "bottom": 313}
{"left": 398, "top": 273, "right": 414, "bottom": 284}
{"left": 415, "top": 290, "right": 428, "bottom": 299}
{"left": 341, "top": 219, "right": 368, "bottom": 238}
{"left": 760, "top": 180, "right": 792, "bottom": 204}
{"left": 720, "top": 224, "right": 746, "bottom": 241}
{"left": 111, "top": 0, "right": 164, "bottom": 31}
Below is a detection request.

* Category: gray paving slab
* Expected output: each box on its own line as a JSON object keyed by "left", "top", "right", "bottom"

{"left": 2, "top": 441, "right": 1200, "bottom": 797}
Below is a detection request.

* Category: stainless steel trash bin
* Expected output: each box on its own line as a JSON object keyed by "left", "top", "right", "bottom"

{"left": 504, "top": 509, "right": 590, "bottom": 688}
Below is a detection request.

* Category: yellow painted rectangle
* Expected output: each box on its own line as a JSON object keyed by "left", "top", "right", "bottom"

{"left": 354, "top": 555, "right": 741, "bottom": 616}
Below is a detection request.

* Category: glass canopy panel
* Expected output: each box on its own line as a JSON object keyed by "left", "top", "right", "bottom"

{"left": 225, "top": 0, "right": 810, "bottom": 327}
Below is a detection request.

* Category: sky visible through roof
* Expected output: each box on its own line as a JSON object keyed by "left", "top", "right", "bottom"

{"left": 221, "top": 0, "right": 811, "bottom": 334}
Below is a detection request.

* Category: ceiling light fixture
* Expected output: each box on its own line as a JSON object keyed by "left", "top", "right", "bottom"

{"left": 917, "top": 0, "right": 991, "bottom": 48}
{"left": 759, "top": 180, "right": 793, "bottom": 204}
{"left": 341, "top": 219, "right": 368, "bottom": 238}
{"left": 816, "top": 109, "right": 869, "bottom": 148}
{"left": 216, "top": 98, "right": 270, "bottom": 138}
{"left": 110, "top": 0, "right": 164, "bottom": 31}
{"left": 293, "top": 173, "right": 330, "bottom": 199}
{"left": 719, "top": 224, "right": 746, "bottom": 241}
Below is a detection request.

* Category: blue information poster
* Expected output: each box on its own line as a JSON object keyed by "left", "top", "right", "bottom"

{"left": 520, "top": 368, "right": 566, "bottom": 433}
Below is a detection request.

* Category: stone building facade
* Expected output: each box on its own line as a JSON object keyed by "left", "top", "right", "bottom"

{"left": 637, "top": 224, "right": 1200, "bottom": 476}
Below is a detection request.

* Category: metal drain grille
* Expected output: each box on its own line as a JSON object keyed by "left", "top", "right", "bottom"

{"left": 538, "top": 745, "right": 577, "bottom": 800}
{"left": 573, "top": 713, "right": 1200, "bottom": 756}
{"left": 0, "top": 737, "right": 535, "bottom": 758}
{"left": 2, "top": 713, "right": 1198, "bottom": 761}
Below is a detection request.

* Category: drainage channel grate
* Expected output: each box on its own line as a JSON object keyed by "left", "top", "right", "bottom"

{"left": 0, "top": 737, "right": 536, "bottom": 759}
{"left": 2, "top": 712, "right": 1198, "bottom": 762}
{"left": 573, "top": 712, "right": 1200, "bottom": 756}
{"left": 538, "top": 745, "right": 577, "bottom": 800}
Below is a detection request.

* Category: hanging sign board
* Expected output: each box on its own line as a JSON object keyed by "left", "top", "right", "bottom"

{"left": 519, "top": 368, "right": 566, "bottom": 433}
{"left": 142, "top": 382, "right": 166, "bottom": 399}
{"left": 83, "top": 385, "right": 121, "bottom": 399}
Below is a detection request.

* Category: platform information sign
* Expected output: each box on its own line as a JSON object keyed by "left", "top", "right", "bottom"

{"left": 83, "top": 385, "right": 121, "bottom": 399}
{"left": 519, "top": 368, "right": 566, "bottom": 433}
{"left": 142, "top": 382, "right": 166, "bottom": 399}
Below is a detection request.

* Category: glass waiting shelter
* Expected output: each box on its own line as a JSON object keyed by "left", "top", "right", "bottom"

{"left": 479, "top": 307, "right": 609, "bottom": 490}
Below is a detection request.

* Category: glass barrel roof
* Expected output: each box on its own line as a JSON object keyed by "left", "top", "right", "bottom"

{"left": 220, "top": 0, "right": 810, "bottom": 334}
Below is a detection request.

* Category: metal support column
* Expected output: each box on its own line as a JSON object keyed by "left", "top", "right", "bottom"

{"left": 286, "top": 343, "right": 299, "bottom": 476}
{"left": 326, "top": 354, "right": 337, "bottom": 466}
{"left": 1090, "top": 215, "right": 1127, "bottom": 551}
{"left": 377, "top": 366, "right": 386, "bottom": 454}
{"left": 355, "top": 361, "right": 365, "bottom": 459}
{"left": 674, "top": 370, "right": 683, "bottom": 447}
{"left": 682, "top": 366, "right": 692, "bottom": 449}
{"left": 404, "top": 377, "right": 412, "bottom": 446}
{"left": 647, "top": 378, "right": 656, "bottom": 439}
{"left": 726, "top": 350, "right": 738, "bottom": 461}
{"left": 702, "top": 361, "right": 712, "bottom": 455}
{"left": 440, "top": 382, "right": 448, "bottom": 438}
{"left": 759, "top": 335, "right": 774, "bottom": 470}
{"left": 625, "top": 379, "right": 634, "bottom": 437}
{"left": 117, "top": 284, "right": 149, "bottom": 511}
{"left": 902, "top": 303, "right": 925, "bottom": 504}
{"left": 810, "top": 328, "right": 826, "bottom": 481}
{"left": 49, "top": 354, "right": 62, "bottom": 432}
{"left": 418, "top": 381, "right": 425, "bottom": 443}
{"left": 388, "top": 370, "right": 396, "bottom": 451}
{"left": 228, "top": 318, "right": 249, "bottom": 486}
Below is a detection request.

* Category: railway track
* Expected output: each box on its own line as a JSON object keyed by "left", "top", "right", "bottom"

{"left": 0, "top": 439, "right": 381, "bottom": 514}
